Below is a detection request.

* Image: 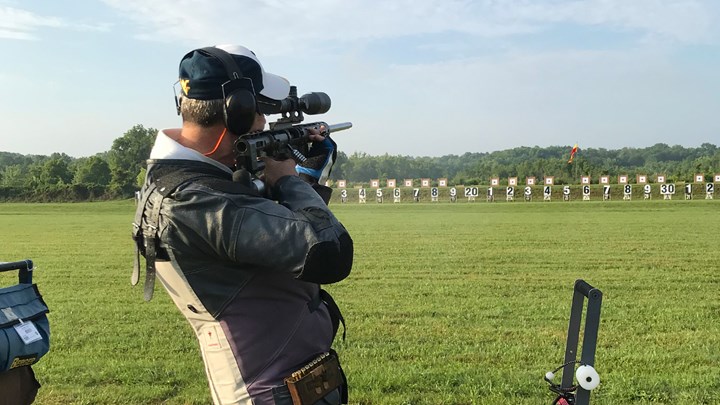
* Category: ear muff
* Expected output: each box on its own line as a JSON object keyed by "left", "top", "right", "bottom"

{"left": 197, "top": 47, "right": 257, "bottom": 135}
{"left": 221, "top": 78, "right": 256, "bottom": 135}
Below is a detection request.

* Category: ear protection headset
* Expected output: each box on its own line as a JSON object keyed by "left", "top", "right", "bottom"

{"left": 178, "top": 47, "right": 259, "bottom": 135}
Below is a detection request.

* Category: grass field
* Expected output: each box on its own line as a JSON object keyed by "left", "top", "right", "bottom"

{"left": 1, "top": 199, "right": 719, "bottom": 404}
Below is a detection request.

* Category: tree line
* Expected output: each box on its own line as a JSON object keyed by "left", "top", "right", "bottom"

{"left": 0, "top": 124, "right": 718, "bottom": 202}
{"left": 0, "top": 125, "right": 155, "bottom": 202}
{"left": 334, "top": 143, "right": 720, "bottom": 187}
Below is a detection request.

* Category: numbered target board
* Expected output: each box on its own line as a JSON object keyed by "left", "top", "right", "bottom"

{"left": 643, "top": 184, "right": 652, "bottom": 199}
{"left": 465, "top": 186, "right": 479, "bottom": 201}
{"left": 334, "top": 176, "right": 720, "bottom": 205}
{"left": 661, "top": 183, "right": 675, "bottom": 200}
{"left": 623, "top": 184, "right": 632, "bottom": 200}
{"left": 582, "top": 185, "right": 591, "bottom": 200}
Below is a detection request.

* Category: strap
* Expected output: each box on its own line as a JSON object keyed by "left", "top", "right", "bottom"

{"left": 193, "top": 177, "right": 260, "bottom": 196}
{"left": 155, "top": 172, "right": 207, "bottom": 197}
{"left": 143, "top": 191, "right": 165, "bottom": 301}
{"left": 308, "top": 289, "right": 348, "bottom": 403}
{"left": 133, "top": 163, "right": 260, "bottom": 301}
{"left": 137, "top": 171, "right": 203, "bottom": 301}
{"left": 197, "top": 47, "right": 245, "bottom": 81}
{"left": 329, "top": 348, "right": 349, "bottom": 404}
{"left": 311, "top": 183, "right": 333, "bottom": 205}
{"left": 142, "top": 170, "right": 200, "bottom": 301}
{"left": 319, "top": 289, "right": 346, "bottom": 342}
{"left": 132, "top": 247, "right": 140, "bottom": 286}
{"left": 307, "top": 290, "right": 322, "bottom": 312}
{"left": 132, "top": 182, "right": 158, "bottom": 286}
{"left": 153, "top": 166, "right": 260, "bottom": 198}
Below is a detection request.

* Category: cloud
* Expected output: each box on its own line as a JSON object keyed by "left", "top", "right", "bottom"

{"left": 0, "top": 6, "right": 64, "bottom": 39}
{"left": 501, "top": 0, "right": 716, "bottom": 44}
{"left": 332, "top": 45, "right": 719, "bottom": 155}
{"left": 0, "top": 28, "right": 32, "bottom": 40}
{"left": 90, "top": 0, "right": 718, "bottom": 156}
{"left": 99, "top": 0, "right": 539, "bottom": 51}
{"left": 101, "top": 0, "right": 717, "bottom": 52}
{"left": 0, "top": 5, "right": 110, "bottom": 40}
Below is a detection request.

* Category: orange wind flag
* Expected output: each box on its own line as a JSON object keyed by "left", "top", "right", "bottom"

{"left": 568, "top": 143, "right": 578, "bottom": 163}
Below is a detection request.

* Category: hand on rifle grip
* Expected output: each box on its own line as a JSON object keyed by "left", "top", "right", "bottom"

{"left": 296, "top": 127, "right": 337, "bottom": 185}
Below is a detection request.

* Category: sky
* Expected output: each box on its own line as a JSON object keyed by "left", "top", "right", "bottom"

{"left": 1, "top": 0, "right": 719, "bottom": 158}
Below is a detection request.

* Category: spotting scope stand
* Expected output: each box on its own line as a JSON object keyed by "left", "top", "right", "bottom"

{"left": 553, "top": 279, "right": 603, "bottom": 405}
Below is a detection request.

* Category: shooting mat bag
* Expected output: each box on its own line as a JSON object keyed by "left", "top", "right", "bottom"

{"left": 0, "top": 283, "right": 50, "bottom": 372}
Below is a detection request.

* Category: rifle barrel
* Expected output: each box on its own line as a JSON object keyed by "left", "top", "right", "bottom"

{"left": 328, "top": 122, "right": 352, "bottom": 133}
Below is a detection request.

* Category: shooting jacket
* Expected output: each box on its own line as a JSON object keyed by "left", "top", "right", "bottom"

{"left": 133, "top": 130, "right": 353, "bottom": 405}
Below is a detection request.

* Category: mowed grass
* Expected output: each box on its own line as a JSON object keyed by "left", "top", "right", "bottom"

{"left": 0, "top": 199, "right": 718, "bottom": 404}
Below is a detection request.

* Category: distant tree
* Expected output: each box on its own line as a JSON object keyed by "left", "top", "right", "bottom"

{"left": 108, "top": 124, "right": 156, "bottom": 196}
{"left": 74, "top": 156, "right": 111, "bottom": 186}
{"left": 700, "top": 143, "right": 717, "bottom": 156}
{"left": 39, "top": 156, "right": 73, "bottom": 185}
{"left": 136, "top": 167, "right": 147, "bottom": 189}
{"left": 330, "top": 151, "right": 348, "bottom": 180}
{"left": 345, "top": 152, "right": 378, "bottom": 182}
{"left": 1, "top": 139, "right": 717, "bottom": 199}
{"left": 0, "top": 165, "right": 26, "bottom": 187}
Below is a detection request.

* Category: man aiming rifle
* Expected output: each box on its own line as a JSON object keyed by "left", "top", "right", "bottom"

{"left": 132, "top": 44, "right": 353, "bottom": 405}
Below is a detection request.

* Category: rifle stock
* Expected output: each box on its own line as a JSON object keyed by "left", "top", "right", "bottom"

{"left": 234, "top": 121, "right": 352, "bottom": 174}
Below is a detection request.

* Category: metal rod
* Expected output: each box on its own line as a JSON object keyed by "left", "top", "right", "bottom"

{"left": 328, "top": 122, "right": 352, "bottom": 133}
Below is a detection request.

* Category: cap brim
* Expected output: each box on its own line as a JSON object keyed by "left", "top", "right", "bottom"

{"left": 259, "top": 71, "right": 290, "bottom": 101}
{"left": 214, "top": 44, "right": 290, "bottom": 100}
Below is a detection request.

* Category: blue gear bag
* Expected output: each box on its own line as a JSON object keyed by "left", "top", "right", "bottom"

{"left": 0, "top": 261, "right": 50, "bottom": 372}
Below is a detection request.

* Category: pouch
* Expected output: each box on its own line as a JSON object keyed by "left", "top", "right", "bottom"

{"left": 0, "top": 283, "right": 50, "bottom": 372}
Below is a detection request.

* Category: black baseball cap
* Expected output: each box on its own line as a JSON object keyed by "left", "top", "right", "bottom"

{"left": 178, "top": 44, "right": 290, "bottom": 101}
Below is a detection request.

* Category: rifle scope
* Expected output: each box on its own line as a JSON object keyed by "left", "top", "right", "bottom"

{"left": 257, "top": 86, "right": 331, "bottom": 116}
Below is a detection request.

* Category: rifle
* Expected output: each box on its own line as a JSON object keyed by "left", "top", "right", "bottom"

{"left": 232, "top": 86, "right": 352, "bottom": 193}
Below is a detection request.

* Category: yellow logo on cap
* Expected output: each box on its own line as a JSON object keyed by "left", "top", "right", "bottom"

{"left": 180, "top": 79, "right": 191, "bottom": 95}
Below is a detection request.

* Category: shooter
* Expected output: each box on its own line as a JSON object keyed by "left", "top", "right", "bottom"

{"left": 132, "top": 44, "right": 353, "bottom": 405}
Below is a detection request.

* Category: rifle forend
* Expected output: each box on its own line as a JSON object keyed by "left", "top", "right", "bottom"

{"left": 234, "top": 121, "right": 352, "bottom": 175}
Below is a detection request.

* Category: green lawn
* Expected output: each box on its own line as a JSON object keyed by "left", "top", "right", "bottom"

{"left": 1, "top": 199, "right": 718, "bottom": 404}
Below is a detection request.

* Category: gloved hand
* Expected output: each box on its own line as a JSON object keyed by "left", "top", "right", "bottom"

{"left": 296, "top": 135, "right": 337, "bottom": 185}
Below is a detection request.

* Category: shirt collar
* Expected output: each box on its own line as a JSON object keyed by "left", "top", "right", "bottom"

{"left": 150, "top": 129, "right": 234, "bottom": 175}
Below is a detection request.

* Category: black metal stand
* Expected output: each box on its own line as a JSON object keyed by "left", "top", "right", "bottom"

{"left": 560, "top": 279, "right": 603, "bottom": 405}
{"left": 0, "top": 259, "right": 34, "bottom": 284}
